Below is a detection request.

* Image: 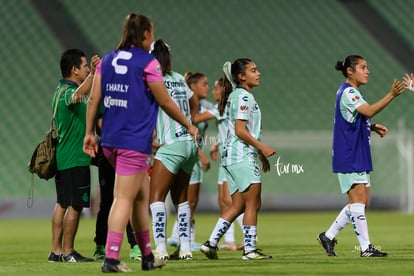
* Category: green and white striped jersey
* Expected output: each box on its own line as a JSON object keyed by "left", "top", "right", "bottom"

{"left": 156, "top": 71, "right": 193, "bottom": 145}
{"left": 221, "top": 87, "right": 262, "bottom": 166}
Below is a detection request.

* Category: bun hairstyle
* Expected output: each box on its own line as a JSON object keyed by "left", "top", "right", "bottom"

{"left": 335, "top": 55, "right": 364, "bottom": 78}
{"left": 150, "top": 39, "right": 171, "bottom": 75}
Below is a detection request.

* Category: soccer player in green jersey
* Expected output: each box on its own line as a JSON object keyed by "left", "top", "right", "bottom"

{"left": 201, "top": 58, "right": 276, "bottom": 260}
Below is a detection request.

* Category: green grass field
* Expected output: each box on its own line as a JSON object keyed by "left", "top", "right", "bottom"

{"left": 1, "top": 211, "right": 413, "bottom": 275}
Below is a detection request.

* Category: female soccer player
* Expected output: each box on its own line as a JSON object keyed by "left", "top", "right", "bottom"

{"left": 317, "top": 55, "right": 405, "bottom": 257}
{"left": 200, "top": 58, "right": 275, "bottom": 260}
{"left": 149, "top": 39, "right": 199, "bottom": 261}
{"left": 83, "top": 14, "right": 198, "bottom": 272}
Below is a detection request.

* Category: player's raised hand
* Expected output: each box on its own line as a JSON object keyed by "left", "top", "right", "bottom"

{"left": 390, "top": 79, "right": 406, "bottom": 97}
{"left": 403, "top": 73, "right": 414, "bottom": 91}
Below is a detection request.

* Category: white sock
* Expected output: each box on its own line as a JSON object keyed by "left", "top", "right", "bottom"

{"left": 236, "top": 213, "right": 244, "bottom": 231}
{"left": 177, "top": 201, "right": 191, "bottom": 252}
{"left": 224, "top": 223, "right": 235, "bottom": 244}
{"left": 149, "top": 201, "right": 167, "bottom": 254}
{"left": 171, "top": 219, "right": 179, "bottom": 240}
{"left": 243, "top": 225, "right": 257, "bottom": 253}
{"left": 208, "top": 217, "right": 231, "bottom": 247}
{"left": 325, "top": 205, "right": 351, "bottom": 240}
{"left": 350, "top": 203, "right": 370, "bottom": 251}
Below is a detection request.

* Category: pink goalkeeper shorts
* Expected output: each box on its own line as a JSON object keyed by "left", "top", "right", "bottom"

{"left": 102, "top": 147, "right": 149, "bottom": 176}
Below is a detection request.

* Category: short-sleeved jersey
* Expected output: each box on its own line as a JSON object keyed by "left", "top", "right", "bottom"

{"left": 221, "top": 87, "right": 261, "bottom": 166}
{"left": 156, "top": 71, "right": 193, "bottom": 145}
{"left": 52, "top": 80, "right": 91, "bottom": 170}
{"left": 332, "top": 82, "right": 372, "bottom": 173}
{"left": 99, "top": 47, "right": 163, "bottom": 154}
{"left": 195, "top": 99, "right": 214, "bottom": 148}
{"left": 207, "top": 104, "right": 226, "bottom": 154}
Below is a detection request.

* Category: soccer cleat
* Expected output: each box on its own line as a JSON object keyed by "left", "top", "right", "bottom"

{"left": 141, "top": 253, "right": 166, "bottom": 271}
{"left": 47, "top": 252, "right": 63, "bottom": 262}
{"left": 317, "top": 232, "right": 337, "bottom": 257}
{"left": 179, "top": 251, "right": 193, "bottom": 260}
{"left": 200, "top": 241, "right": 218, "bottom": 260}
{"left": 153, "top": 251, "right": 169, "bottom": 261}
{"left": 219, "top": 242, "right": 238, "bottom": 251}
{"left": 93, "top": 244, "right": 106, "bottom": 260}
{"left": 168, "top": 249, "right": 180, "bottom": 260}
{"left": 242, "top": 249, "right": 272, "bottom": 260}
{"left": 360, "top": 244, "right": 388, "bottom": 257}
{"left": 62, "top": 251, "right": 94, "bottom": 262}
{"left": 129, "top": 245, "right": 142, "bottom": 261}
{"left": 101, "top": 258, "right": 132, "bottom": 272}
{"left": 167, "top": 237, "right": 179, "bottom": 248}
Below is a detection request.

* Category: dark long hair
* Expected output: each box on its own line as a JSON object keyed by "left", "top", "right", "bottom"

{"left": 217, "top": 77, "right": 233, "bottom": 116}
{"left": 218, "top": 58, "right": 252, "bottom": 116}
{"left": 116, "top": 13, "right": 152, "bottom": 50}
{"left": 150, "top": 39, "right": 171, "bottom": 75}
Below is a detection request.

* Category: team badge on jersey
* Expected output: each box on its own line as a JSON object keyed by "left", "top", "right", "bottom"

{"left": 240, "top": 105, "right": 248, "bottom": 112}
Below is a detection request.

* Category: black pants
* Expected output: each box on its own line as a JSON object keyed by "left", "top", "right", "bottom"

{"left": 93, "top": 147, "right": 136, "bottom": 248}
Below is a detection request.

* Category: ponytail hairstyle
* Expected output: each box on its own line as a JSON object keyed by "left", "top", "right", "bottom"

{"left": 116, "top": 13, "right": 153, "bottom": 50}
{"left": 150, "top": 39, "right": 171, "bottom": 75}
{"left": 219, "top": 58, "right": 252, "bottom": 116}
{"left": 184, "top": 71, "right": 206, "bottom": 88}
{"left": 335, "top": 55, "right": 364, "bottom": 78}
{"left": 217, "top": 76, "right": 233, "bottom": 116}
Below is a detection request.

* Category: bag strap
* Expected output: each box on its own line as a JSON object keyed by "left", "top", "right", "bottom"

{"left": 51, "top": 84, "right": 69, "bottom": 135}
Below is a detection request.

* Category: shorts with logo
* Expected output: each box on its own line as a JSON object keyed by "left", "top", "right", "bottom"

{"left": 224, "top": 160, "right": 261, "bottom": 195}
{"left": 155, "top": 141, "right": 198, "bottom": 175}
{"left": 337, "top": 172, "right": 371, "bottom": 194}
{"left": 55, "top": 166, "right": 91, "bottom": 208}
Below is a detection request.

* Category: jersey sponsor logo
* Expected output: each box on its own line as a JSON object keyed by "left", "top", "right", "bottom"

{"left": 351, "top": 95, "right": 360, "bottom": 102}
{"left": 105, "top": 83, "right": 129, "bottom": 93}
{"left": 240, "top": 105, "right": 248, "bottom": 111}
{"left": 103, "top": 96, "right": 128, "bottom": 108}
{"left": 111, "top": 51, "right": 132, "bottom": 75}
{"left": 175, "top": 128, "right": 189, "bottom": 138}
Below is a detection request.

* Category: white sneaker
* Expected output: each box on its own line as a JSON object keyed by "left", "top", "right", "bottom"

{"left": 153, "top": 251, "right": 169, "bottom": 261}
{"left": 179, "top": 251, "right": 193, "bottom": 260}
{"left": 242, "top": 249, "right": 272, "bottom": 260}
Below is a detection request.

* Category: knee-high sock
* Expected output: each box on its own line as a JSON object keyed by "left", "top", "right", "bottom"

{"left": 325, "top": 204, "right": 351, "bottom": 240}
{"left": 171, "top": 219, "right": 178, "bottom": 240}
{"left": 177, "top": 201, "right": 191, "bottom": 252}
{"left": 208, "top": 217, "right": 231, "bottom": 247}
{"left": 350, "top": 203, "right": 370, "bottom": 251}
{"left": 133, "top": 230, "right": 152, "bottom": 257}
{"left": 236, "top": 213, "right": 244, "bottom": 231}
{"left": 223, "top": 223, "right": 235, "bottom": 244}
{"left": 106, "top": 230, "right": 123, "bottom": 260}
{"left": 149, "top": 201, "right": 167, "bottom": 254}
{"left": 243, "top": 225, "right": 257, "bottom": 253}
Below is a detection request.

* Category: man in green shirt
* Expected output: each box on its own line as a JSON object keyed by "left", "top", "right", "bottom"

{"left": 48, "top": 49, "right": 99, "bottom": 263}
